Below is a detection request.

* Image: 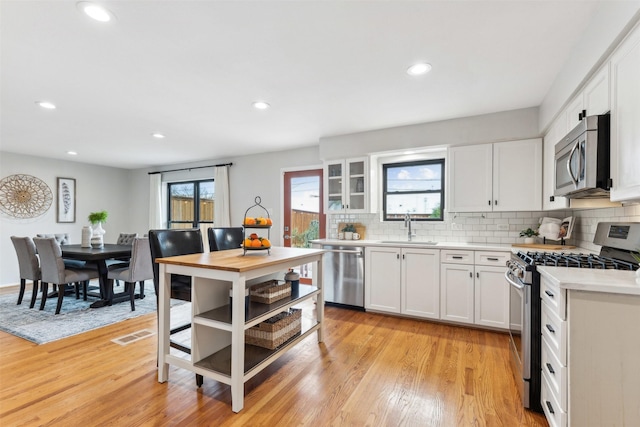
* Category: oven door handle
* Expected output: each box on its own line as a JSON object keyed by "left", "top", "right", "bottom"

{"left": 505, "top": 270, "right": 525, "bottom": 290}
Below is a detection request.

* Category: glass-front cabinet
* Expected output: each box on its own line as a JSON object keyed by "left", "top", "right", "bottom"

{"left": 324, "top": 157, "right": 368, "bottom": 213}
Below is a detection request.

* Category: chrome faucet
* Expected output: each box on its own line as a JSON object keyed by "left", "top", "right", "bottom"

{"left": 404, "top": 213, "right": 417, "bottom": 241}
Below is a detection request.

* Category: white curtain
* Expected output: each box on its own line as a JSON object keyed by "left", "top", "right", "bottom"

{"left": 214, "top": 165, "right": 231, "bottom": 227}
{"left": 149, "top": 173, "right": 164, "bottom": 230}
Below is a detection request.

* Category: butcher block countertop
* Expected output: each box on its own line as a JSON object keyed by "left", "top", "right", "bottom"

{"left": 156, "top": 247, "right": 325, "bottom": 273}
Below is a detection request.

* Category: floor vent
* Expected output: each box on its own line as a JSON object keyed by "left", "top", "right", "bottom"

{"left": 111, "top": 329, "right": 156, "bottom": 346}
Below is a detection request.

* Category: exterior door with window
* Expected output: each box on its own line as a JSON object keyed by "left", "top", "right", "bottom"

{"left": 283, "top": 169, "right": 325, "bottom": 283}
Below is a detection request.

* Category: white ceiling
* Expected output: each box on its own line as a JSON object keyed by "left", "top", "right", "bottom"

{"left": 1, "top": 0, "right": 602, "bottom": 169}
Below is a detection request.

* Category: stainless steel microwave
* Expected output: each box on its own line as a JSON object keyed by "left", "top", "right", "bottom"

{"left": 554, "top": 114, "right": 611, "bottom": 199}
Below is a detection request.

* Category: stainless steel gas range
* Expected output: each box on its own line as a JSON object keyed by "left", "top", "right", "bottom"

{"left": 504, "top": 222, "right": 640, "bottom": 413}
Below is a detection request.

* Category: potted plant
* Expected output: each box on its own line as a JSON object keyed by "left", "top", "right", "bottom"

{"left": 519, "top": 227, "right": 539, "bottom": 244}
{"left": 342, "top": 224, "right": 356, "bottom": 240}
{"left": 88, "top": 210, "right": 108, "bottom": 248}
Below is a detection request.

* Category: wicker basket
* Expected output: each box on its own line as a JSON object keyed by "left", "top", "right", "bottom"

{"left": 249, "top": 280, "right": 291, "bottom": 304}
{"left": 245, "top": 308, "right": 302, "bottom": 350}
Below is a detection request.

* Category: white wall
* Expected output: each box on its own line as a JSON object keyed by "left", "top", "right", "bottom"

{"left": 538, "top": 2, "right": 640, "bottom": 131}
{"left": 0, "top": 152, "right": 135, "bottom": 285}
{"left": 319, "top": 107, "right": 540, "bottom": 160}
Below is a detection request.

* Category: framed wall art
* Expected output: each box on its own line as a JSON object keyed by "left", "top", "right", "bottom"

{"left": 57, "top": 177, "right": 76, "bottom": 223}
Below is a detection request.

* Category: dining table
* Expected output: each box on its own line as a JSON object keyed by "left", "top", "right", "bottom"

{"left": 61, "top": 244, "right": 133, "bottom": 308}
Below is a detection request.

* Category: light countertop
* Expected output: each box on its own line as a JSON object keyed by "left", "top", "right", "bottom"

{"left": 538, "top": 266, "right": 640, "bottom": 296}
{"left": 311, "top": 239, "right": 582, "bottom": 253}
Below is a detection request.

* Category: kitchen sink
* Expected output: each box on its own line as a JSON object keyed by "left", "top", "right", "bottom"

{"left": 378, "top": 240, "right": 438, "bottom": 245}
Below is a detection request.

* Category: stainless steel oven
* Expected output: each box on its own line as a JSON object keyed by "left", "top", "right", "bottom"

{"left": 505, "top": 221, "right": 639, "bottom": 414}
{"left": 505, "top": 257, "right": 541, "bottom": 412}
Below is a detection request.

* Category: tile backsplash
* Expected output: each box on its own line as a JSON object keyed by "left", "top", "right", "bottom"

{"left": 328, "top": 204, "right": 640, "bottom": 251}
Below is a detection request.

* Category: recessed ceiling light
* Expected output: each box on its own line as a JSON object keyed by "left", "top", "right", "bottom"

{"left": 252, "top": 101, "right": 270, "bottom": 110}
{"left": 151, "top": 133, "right": 165, "bottom": 139}
{"left": 407, "top": 63, "right": 432, "bottom": 76}
{"left": 77, "top": 2, "right": 114, "bottom": 22}
{"left": 67, "top": 151, "right": 78, "bottom": 156}
{"left": 36, "top": 101, "right": 56, "bottom": 109}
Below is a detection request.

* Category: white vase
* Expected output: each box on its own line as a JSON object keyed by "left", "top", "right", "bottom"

{"left": 344, "top": 231, "right": 353, "bottom": 240}
{"left": 90, "top": 222, "right": 105, "bottom": 248}
{"left": 524, "top": 237, "right": 535, "bottom": 244}
{"left": 81, "top": 226, "right": 93, "bottom": 248}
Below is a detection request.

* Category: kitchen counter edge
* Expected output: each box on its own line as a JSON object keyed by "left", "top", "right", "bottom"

{"left": 538, "top": 266, "right": 640, "bottom": 296}
{"left": 310, "top": 239, "right": 513, "bottom": 252}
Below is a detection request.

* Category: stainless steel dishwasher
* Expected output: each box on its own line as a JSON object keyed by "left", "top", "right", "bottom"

{"left": 322, "top": 245, "right": 364, "bottom": 309}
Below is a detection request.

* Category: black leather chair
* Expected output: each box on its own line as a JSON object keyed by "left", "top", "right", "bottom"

{"left": 148, "top": 228, "right": 204, "bottom": 386}
{"left": 207, "top": 227, "right": 244, "bottom": 252}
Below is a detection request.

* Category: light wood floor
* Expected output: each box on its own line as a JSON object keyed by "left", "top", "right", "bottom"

{"left": 0, "top": 286, "right": 548, "bottom": 426}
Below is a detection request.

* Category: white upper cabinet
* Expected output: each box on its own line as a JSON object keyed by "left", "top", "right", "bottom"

{"left": 449, "top": 139, "right": 542, "bottom": 212}
{"left": 583, "top": 64, "right": 610, "bottom": 116}
{"left": 610, "top": 23, "right": 640, "bottom": 202}
{"left": 565, "top": 95, "right": 584, "bottom": 133}
{"left": 448, "top": 144, "right": 493, "bottom": 212}
{"left": 324, "top": 157, "right": 369, "bottom": 213}
{"left": 543, "top": 117, "right": 569, "bottom": 210}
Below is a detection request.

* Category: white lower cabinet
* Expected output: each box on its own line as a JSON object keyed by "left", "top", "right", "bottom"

{"left": 366, "top": 247, "right": 509, "bottom": 329}
{"left": 539, "top": 272, "right": 640, "bottom": 427}
{"left": 440, "top": 250, "right": 510, "bottom": 329}
{"left": 365, "top": 246, "right": 439, "bottom": 319}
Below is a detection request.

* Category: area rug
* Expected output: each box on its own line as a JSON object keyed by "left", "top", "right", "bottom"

{"left": 0, "top": 281, "right": 185, "bottom": 344}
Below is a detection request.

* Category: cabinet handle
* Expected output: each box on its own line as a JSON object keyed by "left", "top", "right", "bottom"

{"left": 469, "top": 272, "right": 472, "bottom": 278}
{"left": 546, "top": 401, "right": 555, "bottom": 415}
{"left": 476, "top": 272, "right": 479, "bottom": 278}
{"left": 550, "top": 195, "right": 555, "bottom": 202}
{"left": 546, "top": 363, "right": 555, "bottom": 375}
{"left": 545, "top": 290, "right": 555, "bottom": 299}
{"left": 487, "top": 257, "right": 499, "bottom": 261}
{"left": 546, "top": 324, "right": 555, "bottom": 334}
{"left": 402, "top": 254, "right": 405, "bottom": 260}
{"left": 397, "top": 254, "right": 400, "bottom": 260}
{"left": 494, "top": 200, "right": 498, "bottom": 206}
{"left": 488, "top": 200, "right": 491, "bottom": 205}
{"left": 452, "top": 256, "right": 463, "bottom": 260}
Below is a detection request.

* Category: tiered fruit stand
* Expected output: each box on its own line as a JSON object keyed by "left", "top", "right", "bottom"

{"left": 242, "top": 196, "right": 272, "bottom": 255}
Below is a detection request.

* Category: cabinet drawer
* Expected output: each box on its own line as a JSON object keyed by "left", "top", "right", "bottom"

{"left": 541, "top": 373, "right": 567, "bottom": 427}
{"left": 441, "top": 250, "right": 473, "bottom": 264}
{"left": 474, "top": 251, "right": 509, "bottom": 266}
{"left": 542, "top": 335, "right": 567, "bottom": 411}
{"left": 541, "top": 301, "right": 567, "bottom": 365}
{"left": 540, "top": 274, "right": 567, "bottom": 320}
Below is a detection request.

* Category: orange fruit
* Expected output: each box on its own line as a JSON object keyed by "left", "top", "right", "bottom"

{"left": 244, "top": 217, "right": 256, "bottom": 225}
{"left": 256, "top": 217, "right": 265, "bottom": 225}
{"left": 265, "top": 218, "right": 273, "bottom": 226}
{"left": 261, "top": 238, "right": 271, "bottom": 247}
{"left": 251, "top": 239, "right": 262, "bottom": 247}
{"left": 243, "top": 238, "right": 252, "bottom": 247}
{"left": 250, "top": 233, "right": 259, "bottom": 240}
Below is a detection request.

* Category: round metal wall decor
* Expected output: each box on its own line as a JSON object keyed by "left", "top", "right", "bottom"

{"left": 0, "top": 174, "right": 53, "bottom": 219}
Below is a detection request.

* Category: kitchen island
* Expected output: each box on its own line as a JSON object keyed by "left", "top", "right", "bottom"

{"left": 156, "top": 246, "right": 325, "bottom": 412}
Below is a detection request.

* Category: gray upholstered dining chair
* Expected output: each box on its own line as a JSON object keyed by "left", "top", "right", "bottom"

{"left": 10, "top": 236, "right": 41, "bottom": 308}
{"left": 33, "top": 237, "right": 100, "bottom": 314}
{"left": 107, "top": 237, "right": 152, "bottom": 311}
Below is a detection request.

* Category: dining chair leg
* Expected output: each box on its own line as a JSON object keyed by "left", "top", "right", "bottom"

{"left": 128, "top": 281, "right": 135, "bottom": 311}
{"left": 82, "top": 281, "right": 88, "bottom": 301}
{"left": 139, "top": 281, "right": 145, "bottom": 299}
{"left": 196, "top": 374, "right": 203, "bottom": 387}
{"left": 40, "top": 283, "right": 48, "bottom": 310}
{"left": 55, "top": 285, "right": 66, "bottom": 314}
{"left": 17, "top": 278, "right": 27, "bottom": 305}
{"left": 29, "top": 280, "right": 39, "bottom": 309}
{"left": 75, "top": 282, "right": 81, "bottom": 299}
